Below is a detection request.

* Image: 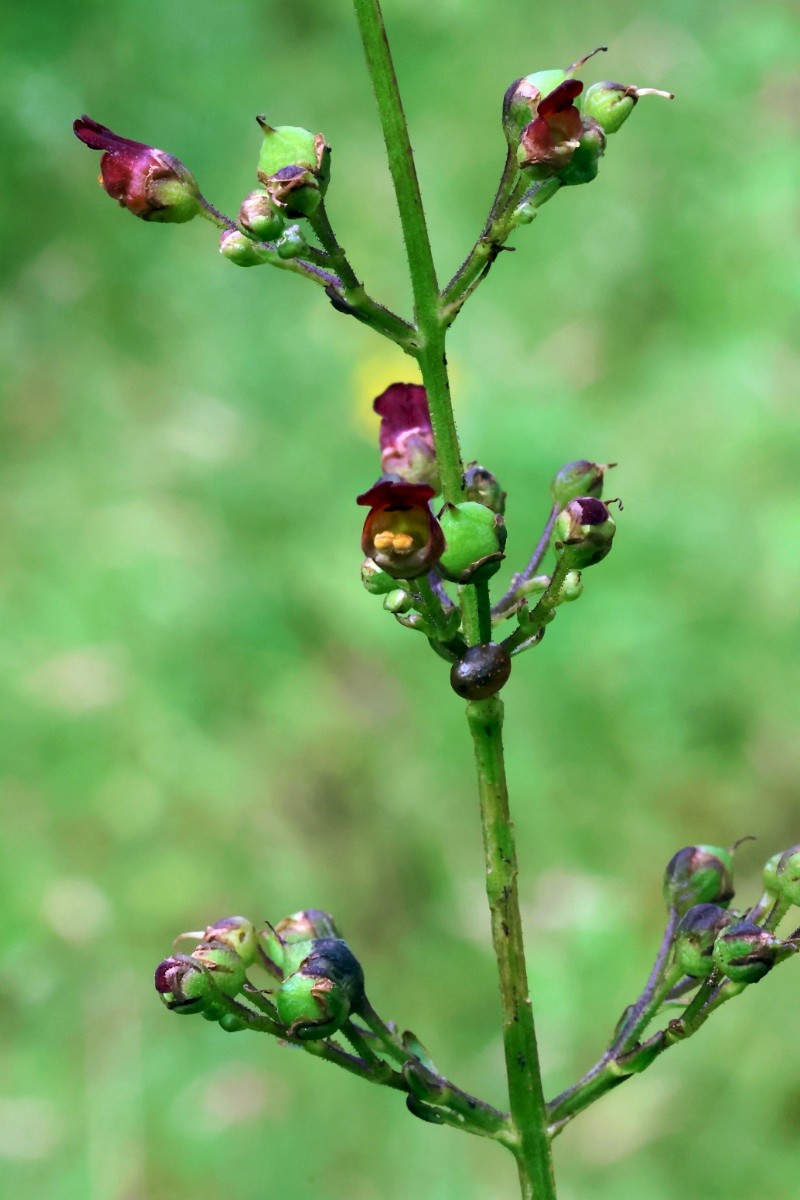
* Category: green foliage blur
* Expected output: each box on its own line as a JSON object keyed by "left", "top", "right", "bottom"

{"left": 2, "top": 0, "right": 798, "bottom": 1196}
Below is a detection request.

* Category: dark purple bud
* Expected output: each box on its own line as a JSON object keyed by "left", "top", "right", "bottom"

{"left": 450, "top": 643, "right": 512, "bottom": 700}
{"left": 554, "top": 496, "right": 616, "bottom": 567}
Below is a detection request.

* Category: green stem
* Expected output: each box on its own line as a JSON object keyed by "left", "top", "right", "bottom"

{"left": 493, "top": 505, "right": 559, "bottom": 620}
{"left": 307, "top": 202, "right": 417, "bottom": 347}
{"left": 441, "top": 177, "right": 561, "bottom": 324}
{"left": 466, "top": 698, "right": 556, "bottom": 1200}
{"left": 502, "top": 552, "right": 573, "bottom": 656}
{"left": 352, "top": 0, "right": 464, "bottom": 504}
{"left": 353, "top": 3, "right": 555, "bottom": 1195}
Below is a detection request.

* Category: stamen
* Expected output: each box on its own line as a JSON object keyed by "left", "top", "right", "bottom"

{"left": 634, "top": 87, "right": 675, "bottom": 100}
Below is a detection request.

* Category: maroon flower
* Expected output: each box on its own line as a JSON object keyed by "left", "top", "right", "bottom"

{"left": 73, "top": 116, "right": 201, "bottom": 223}
{"left": 518, "top": 79, "right": 584, "bottom": 177}
{"left": 374, "top": 383, "right": 439, "bottom": 491}
{"left": 357, "top": 480, "right": 445, "bottom": 579}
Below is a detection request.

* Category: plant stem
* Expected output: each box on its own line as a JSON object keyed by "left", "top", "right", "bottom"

{"left": 353, "top": 3, "right": 556, "bottom": 1195}
{"left": 493, "top": 505, "right": 559, "bottom": 620}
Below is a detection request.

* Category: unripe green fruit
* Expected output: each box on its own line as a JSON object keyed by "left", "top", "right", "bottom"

{"left": 257, "top": 123, "right": 322, "bottom": 177}
{"left": 675, "top": 904, "right": 732, "bottom": 979}
{"left": 361, "top": 558, "right": 397, "bottom": 595}
{"left": 663, "top": 845, "right": 734, "bottom": 917}
{"left": 275, "top": 938, "right": 364, "bottom": 1039}
{"left": 191, "top": 940, "right": 247, "bottom": 997}
{"left": 583, "top": 81, "right": 674, "bottom": 135}
{"left": 450, "top": 643, "right": 512, "bottom": 700}
{"left": 200, "top": 917, "right": 261, "bottom": 968}
{"left": 438, "top": 502, "right": 506, "bottom": 583}
{"left": 774, "top": 845, "right": 800, "bottom": 906}
{"left": 713, "top": 920, "right": 779, "bottom": 985}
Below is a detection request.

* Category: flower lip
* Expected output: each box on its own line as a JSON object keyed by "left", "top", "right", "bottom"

{"left": 73, "top": 115, "right": 149, "bottom": 154}
{"left": 357, "top": 479, "right": 437, "bottom": 510}
{"left": 537, "top": 78, "right": 583, "bottom": 118}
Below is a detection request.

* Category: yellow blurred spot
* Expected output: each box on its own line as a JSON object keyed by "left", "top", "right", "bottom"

{"left": 351, "top": 352, "right": 422, "bottom": 442}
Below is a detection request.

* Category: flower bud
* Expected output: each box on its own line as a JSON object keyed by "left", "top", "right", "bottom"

{"left": 179, "top": 917, "right": 261, "bottom": 968}
{"left": 550, "top": 459, "right": 610, "bottom": 507}
{"left": 361, "top": 558, "right": 397, "bottom": 595}
{"left": 220, "top": 228, "right": 268, "bottom": 267}
{"left": 256, "top": 120, "right": 330, "bottom": 218}
{"left": 713, "top": 920, "right": 779, "bottom": 985}
{"left": 155, "top": 954, "right": 218, "bottom": 1015}
{"left": 237, "top": 190, "right": 286, "bottom": 240}
{"left": 762, "top": 851, "right": 783, "bottom": 897}
{"left": 438, "top": 502, "right": 506, "bottom": 584}
{"left": 675, "top": 904, "right": 733, "bottom": 979}
{"left": 553, "top": 497, "right": 615, "bottom": 568}
{"left": 663, "top": 845, "right": 734, "bottom": 917}
{"left": 384, "top": 588, "right": 414, "bottom": 614}
{"left": 276, "top": 224, "right": 308, "bottom": 259}
{"left": 559, "top": 119, "right": 606, "bottom": 187}
{"left": 274, "top": 910, "right": 341, "bottom": 942}
{"left": 450, "top": 643, "right": 512, "bottom": 701}
{"left": 218, "top": 1012, "right": 249, "bottom": 1033}
{"left": 560, "top": 570, "right": 583, "bottom": 602}
{"left": 774, "top": 845, "right": 800, "bottom": 907}
{"left": 582, "top": 82, "right": 674, "bottom": 135}
{"left": 275, "top": 938, "right": 364, "bottom": 1039}
{"left": 357, "top": 480, "right": 445, "bottom": 580}
{"left": 463, "top": 462, "right": 506, "bottom": 515}
{"left": 190, "top": 940, "right": 247, "bottom": 997}
{"left": 373, "top": 384, "right": 438, "bottom": 491}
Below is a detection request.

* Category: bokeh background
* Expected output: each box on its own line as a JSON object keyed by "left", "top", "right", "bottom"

{"left": 2, "top": 0, "right": 799, "bottom": 1196}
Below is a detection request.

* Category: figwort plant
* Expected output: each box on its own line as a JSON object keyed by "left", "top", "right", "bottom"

{"left": 74, "top": 4, "right": 797, "bottom": 1197}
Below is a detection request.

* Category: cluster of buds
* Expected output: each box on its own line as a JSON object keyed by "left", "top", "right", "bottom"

{"left": 154, "top": 909, "right": 366, "bottom": 1041}
{"left": 663, "top": 844, "right": 800, "bottom": 989}
{"left": 503, "top": 47, "right": 672, "bottom": 189}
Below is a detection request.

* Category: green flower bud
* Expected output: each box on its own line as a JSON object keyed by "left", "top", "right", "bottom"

{"left": 191, "top": 940, "right": 247, "bottom": 997}
{"left": 560, "top": 570, "right": 583, "bottom": 602}
{"left": 218, "top": 1012, "right": 249, "bottom": 1033}
{"left": 438, "top": 502, "right": 506, "bottom": 584}
{"left": 275, "top": 910, "right": 341, "bottom": 943}
{"left": 582, "top": 81, "right": 674, "bottom": 135}
{"left": 361, "top": 558, "right": 398, "bottom": 595}
{"left": 384, "top": 588, "right": 414, "bottom": 614}
{"left": 220, "top": 228, "right": 268, "bottom": 267}
{"left": 275, "top": 938, "right": 364, "bottom": 1039}
{"left": 554, "top": 497, "right": 616, "bottom": 568}
{"left": 762, "top": 851, "right": 783, "bottom": 897}
{"left": 663, "top": 845, "right": 735, "bottom": 917}
{"left": 713, "top": 920, "right": 779, "bottom": 985}
{"left": 774, "top": 845, "right": 800, "bottom": 907}
{"left": 463, "top": 462, "right": 506, "bottom": 515}
{"left": 154, "top": 954, "right": 211, "bottom": 1015}
{"left": 675, "top": 904, "right": 733, "bottom": 979}
{"left": 559, "top": 119, "right": 606, "bottom": 187}
{"left": 450, "top": 643, "right": 512, "bottom": 701}
{"left": 182, "top": 917, "right": 260, "bottom": 968}
{"left": 550, "top": 459, "right": 610, "bottom": 507}
{"left": 237, "top": 190, "right": 286, "bottom": 241}
{"left": 257, "top": 122, "right": 325, "bottom": 177}
{"left": 276, "top": 224, "right": 308, "bottom": 259}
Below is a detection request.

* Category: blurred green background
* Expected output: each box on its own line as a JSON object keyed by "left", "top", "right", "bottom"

{"left": 2, "top": 0, "right": 799, "bottom": 1197}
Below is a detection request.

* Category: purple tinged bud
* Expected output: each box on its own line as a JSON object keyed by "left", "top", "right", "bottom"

{"left": 675, "top": 904, "right": 733, "bottom": 979}
{"left": 554, "top": 497, "right": 616, "bottom": 568}
{"left": 73, "top": 116, "right": 202, "bottom": 223}
{"left": 713, "top": 920, "right": 779, "bottom": 985}
{"left": 550, "top": 460, "right": 611, "bottom": 507}
{"left": 463, "top": 462, "right": 506, "bottom": 515}
{"left": 663, "top": 845, "right": 735, "bottom": 917}
{"left": 374, "top": 384, "right": 439, "bottom": 491}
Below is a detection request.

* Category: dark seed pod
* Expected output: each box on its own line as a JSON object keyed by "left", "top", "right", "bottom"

{"left": 450, "top": 643, "right": 512, "bottom": 700}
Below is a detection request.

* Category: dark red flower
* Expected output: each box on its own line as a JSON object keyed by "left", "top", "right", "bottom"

{"left": 73, "top": 116, "right": 201, "bottom": 223}
{"left": 373, "top": 383, "right": 439, "bottom": 491}
{"left": 357, "top": 480, "right": 445, "bottom": 579}
{"left": 518, "top": 79, "right": 584, "bottom": 177}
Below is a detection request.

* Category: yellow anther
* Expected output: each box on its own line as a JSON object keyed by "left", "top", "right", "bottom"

{"left": 373, "top": 530, "right": 417, "bottom": 554}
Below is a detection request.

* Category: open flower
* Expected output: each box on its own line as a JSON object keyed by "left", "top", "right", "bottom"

{"left": 374, "top": 383, "right": 439, "bottom": 491}
{"left": 357, "top": 480, "right": 445, "bottom": 579}
{"left": 517, "top": 79, "right": 584, "bottom": 177}
{"left": 73, "top": 116, "right": 201, "bottom": 222}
